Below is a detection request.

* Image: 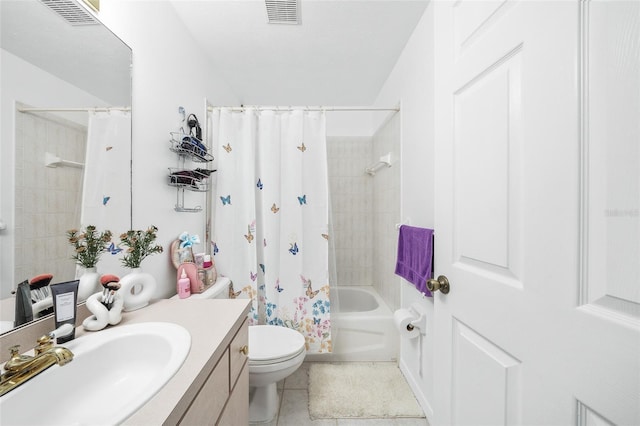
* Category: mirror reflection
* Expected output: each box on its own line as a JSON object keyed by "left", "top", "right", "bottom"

{"left": 0, "top": 0, "right": 132, "bottom": 333}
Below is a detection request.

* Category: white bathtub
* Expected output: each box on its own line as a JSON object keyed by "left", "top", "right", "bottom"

{"left": 306, "top": 286, "right": 398, "bottom": 362}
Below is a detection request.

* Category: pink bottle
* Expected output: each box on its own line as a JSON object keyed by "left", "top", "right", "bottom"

{"left": 178, "top": 269, "right": 191, "bottom": 299}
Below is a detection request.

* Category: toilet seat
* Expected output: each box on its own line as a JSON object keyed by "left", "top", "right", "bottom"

{"left": 249, "top": 346, "right": 306, "bottom": 366}
{"left": 248, "top": 325, "right": 306, "bottom": 364}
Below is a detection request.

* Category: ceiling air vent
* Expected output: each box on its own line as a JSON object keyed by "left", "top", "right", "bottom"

{"left": 39, "top": 0, "right": 99, "bottom": 26}
{"left": 265, "top": 0, "right": 300, "bottom": 25}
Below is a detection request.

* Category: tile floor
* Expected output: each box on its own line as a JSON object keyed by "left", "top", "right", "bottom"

{"left": 256, "top": 362, "right": 430, "bottom": 426}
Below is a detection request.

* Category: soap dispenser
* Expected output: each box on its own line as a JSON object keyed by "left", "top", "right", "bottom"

{"left": 178, "top": 269, "right": 191, "bottom": 299}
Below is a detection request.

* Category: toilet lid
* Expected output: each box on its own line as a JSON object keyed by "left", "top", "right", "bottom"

{"left": 249, "top": 325, "right": 306, "bottom": 362}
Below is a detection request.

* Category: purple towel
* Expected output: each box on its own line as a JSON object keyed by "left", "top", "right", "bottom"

{"left": 395, "top": 225, "right": 434, "bottom": 296}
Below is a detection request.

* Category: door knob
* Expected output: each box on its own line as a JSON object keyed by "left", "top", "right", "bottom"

{"left": 427, "top": 275, "right": 450, "bottom": 294}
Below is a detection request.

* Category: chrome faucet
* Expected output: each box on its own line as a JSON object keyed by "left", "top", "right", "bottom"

{"left": 0, "top": 324, "right": 74, "bottom": 396}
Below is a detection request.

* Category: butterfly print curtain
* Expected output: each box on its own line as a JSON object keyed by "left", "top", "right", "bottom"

{"left": 210, "top": 108, "right": 331, "bottom": 353}
{"left": 80, "top": 110, "right": 131, "bottom": 278}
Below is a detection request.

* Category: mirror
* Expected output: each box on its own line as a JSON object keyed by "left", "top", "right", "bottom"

{"left": 0, "top": 0, "right": 132, "bottom": 333}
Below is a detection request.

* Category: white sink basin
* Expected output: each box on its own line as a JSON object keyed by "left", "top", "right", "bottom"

{"left": 0, "top": 322, "right": 191, "bottom": 425}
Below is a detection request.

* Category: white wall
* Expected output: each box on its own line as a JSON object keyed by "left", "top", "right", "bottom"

{"left": 0, "top": 50, "right": 109, "bottom": 298}
{"left": 326, "top": 111, "right": 374, "bottom": 137}
{"left": 99, "top": 1, "right": 240, "bottom": 298}
{"left": 373, "top": 3, "right": 436, "bottom": 420}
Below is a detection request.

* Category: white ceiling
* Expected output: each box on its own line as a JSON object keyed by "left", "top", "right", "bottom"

{"left": 169, "top": 0, "right": 428, "bottom": 106}
{"left": 0, "top": 0, "right": 131, "bottom": 106}
{"left": 1, "top": 0, "right": 427, "bottom": 108}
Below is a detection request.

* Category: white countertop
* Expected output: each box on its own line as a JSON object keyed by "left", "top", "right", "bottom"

{"left": 1, "top": 297, "right": 252, "bottom": 425}
{"left": 84, "top": 298, "right": 251, "bottom": 425}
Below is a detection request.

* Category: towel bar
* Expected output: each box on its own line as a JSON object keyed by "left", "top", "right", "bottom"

{"left": 365, "top": 153, "right": 392, "bottom": 176}
{"left": 44, "top": 152, "right": 84, "bottom": 169}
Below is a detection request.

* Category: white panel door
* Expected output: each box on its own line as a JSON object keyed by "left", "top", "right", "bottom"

{"left": 433, "top": 1, "right": 639, "bottom": 425}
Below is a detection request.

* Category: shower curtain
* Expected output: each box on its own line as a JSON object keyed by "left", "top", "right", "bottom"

{"left": 211, "top": 108, "right": 331, "bottom": 353}
{"left": 81, "top": 110, "right": 131, "bottom": 276}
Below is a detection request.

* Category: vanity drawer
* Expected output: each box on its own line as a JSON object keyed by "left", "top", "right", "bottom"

{"left": 229, "top": 318, "right": 248, "bottom": 390}
{"left": 179, "top": 348, "right": 230, "bottom": 425}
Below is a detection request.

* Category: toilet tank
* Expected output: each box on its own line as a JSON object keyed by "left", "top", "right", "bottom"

{"left": 171, "top": 276, "right": 231, "bottom": 300}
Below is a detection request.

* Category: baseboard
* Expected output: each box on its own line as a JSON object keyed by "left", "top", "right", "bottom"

{"left": 399, "top": 357, "right": 434, "bottom": 422}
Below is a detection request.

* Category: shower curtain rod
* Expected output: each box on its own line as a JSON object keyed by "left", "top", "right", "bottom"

{"left": 17, "top": 106, "right": 131, "bottom": 113}
{"left": 207, "top": 105, "right": 399, "bottom": 112}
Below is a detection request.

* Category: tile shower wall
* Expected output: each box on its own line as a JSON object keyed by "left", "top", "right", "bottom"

{"left": 372, "top": 113, "right": 401, "bottom": 311}
{"left": 327, "top": 137, "right": 373, "bottom": 287}
{"left": 327, "top": 114, "right": 400, "bottom": 312}
{"left": 14, "top": 111, "right": 86, "bottom": 284}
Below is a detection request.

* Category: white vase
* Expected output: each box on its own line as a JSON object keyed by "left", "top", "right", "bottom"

{"left": 78, "top": 267, "right": 101, "bottom": 303}
{"left": 82, "top": 291, "right": 124, "bottom": 331}
{"left": 119, "top": 267, "right": 157, "bottom": 311}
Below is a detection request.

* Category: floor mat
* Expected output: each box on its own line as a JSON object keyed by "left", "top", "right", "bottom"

{"left": 308, "top": 362, "right": 425, "bottom": 419}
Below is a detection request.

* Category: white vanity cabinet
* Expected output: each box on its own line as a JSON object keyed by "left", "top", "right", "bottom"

{"left": 117, "top": 299, "right": 251, "bottom": 426}
{"left": 0, "top": 299, "right": 252, "bottom": 426}
{"left": 179, "top": 319, "right": 249, "bottom": 425}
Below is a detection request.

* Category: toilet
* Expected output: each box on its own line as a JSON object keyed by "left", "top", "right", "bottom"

{"left": 171, "top": 277, "right": 306, "bottom": 423}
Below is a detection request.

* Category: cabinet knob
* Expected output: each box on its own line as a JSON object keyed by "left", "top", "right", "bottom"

{"left": 239, "top": 345, "right": 248, "bottom": 356}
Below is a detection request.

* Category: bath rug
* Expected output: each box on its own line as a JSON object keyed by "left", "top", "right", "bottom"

{"left": 308, "top": 362, "right": 424, "bottom": 419}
